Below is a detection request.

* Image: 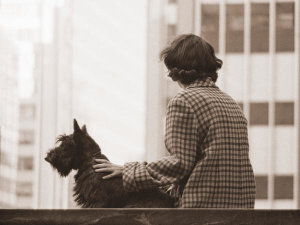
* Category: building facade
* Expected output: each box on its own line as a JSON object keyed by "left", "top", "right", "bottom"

{"left": 34, "top": 0, "right": 148, "bottom": 208}
{"left": 1, "top": 0, "right": 148, "bottom": 209}
{"left": 146, "top": 0, "right": 300, "bottom": 209}
{"left": 0, "top": 0, "right": 42, "bottom": 209}
{"left": 0, "top": 33, "right": 19, "bottom": 208}
{"left": 16, "top": 98, "right": 36, "bottom": 208}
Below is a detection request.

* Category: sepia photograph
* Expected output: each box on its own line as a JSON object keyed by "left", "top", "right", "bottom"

{"left": 0, "top": 0, "right": 300, "bottom": 224}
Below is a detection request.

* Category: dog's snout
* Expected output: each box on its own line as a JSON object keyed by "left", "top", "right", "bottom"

{"left": 45, "top": 153, "right": 52, "bottom": 163}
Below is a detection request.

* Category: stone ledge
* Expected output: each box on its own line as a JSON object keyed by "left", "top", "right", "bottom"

{"left": 0, "top": 209, "right": 299, "bottom": 225}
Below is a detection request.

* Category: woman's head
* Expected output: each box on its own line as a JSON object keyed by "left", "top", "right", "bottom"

{"left": 160, "top": 34, "right": 223, "bottom": 85}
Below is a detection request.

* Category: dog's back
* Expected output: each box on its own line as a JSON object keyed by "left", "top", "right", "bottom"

{"left": 73, "top": 158, "right": 175, "bottom": 208}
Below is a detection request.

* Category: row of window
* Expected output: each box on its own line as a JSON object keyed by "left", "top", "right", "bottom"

{"left": 165, "top": 99, "right": 294, "bottom": 126}
{"left": 239, "top": 102, "right": 294, "bottom": 126}
{"left": 165, "top": 97, "right": 294, "bottom": 126}
{"left": 255, "top": 175, "right": 293, "bottom": 200}
{"left": 201, "top": 2, "right": 295, "bottom": 53}
{"left": 165, "top": 98, "right": 294, "bottom": 126}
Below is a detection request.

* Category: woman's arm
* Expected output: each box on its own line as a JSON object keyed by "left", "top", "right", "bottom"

{"left": 94, "top": 96, "right": 198, "bottom": 192}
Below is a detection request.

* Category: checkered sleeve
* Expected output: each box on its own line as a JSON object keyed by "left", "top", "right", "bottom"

{"left": 122, "top": 96, "right": 198, "bottom": 192}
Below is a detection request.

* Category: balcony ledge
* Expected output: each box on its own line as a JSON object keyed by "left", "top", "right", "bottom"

{"left": 0, "top": 209, "right": 300, "bottom": 225}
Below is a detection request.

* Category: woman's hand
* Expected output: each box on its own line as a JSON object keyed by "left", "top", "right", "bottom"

{"left": 93, "top": 159, "right": 123, "bottom": 179}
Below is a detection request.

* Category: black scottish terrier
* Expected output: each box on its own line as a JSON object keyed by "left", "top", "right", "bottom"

{"left": 45, "top": 119, "right": 175, "bottom": 208}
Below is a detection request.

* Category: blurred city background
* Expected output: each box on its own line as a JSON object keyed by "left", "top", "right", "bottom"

{"left": 0, "top": 0, "right": 299, "bottom": 209}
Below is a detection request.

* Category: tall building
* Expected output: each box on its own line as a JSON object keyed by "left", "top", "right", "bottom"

{"left": 0, "top": 0, "right": 58, "bottom": 209}
{"left": 1, "top": 0, "right": 148, "bottom": 209}
{"left": 146, "top": 0, "right": 300, "bottom": 209}
{"left": 33, "top": 0, "right": 148, "bottom": 208}
{"left": 16, "top": 98, "right": 36, "bottom": 208}
{"left": 0, "top": 33, "right": 19, "bottom": 208}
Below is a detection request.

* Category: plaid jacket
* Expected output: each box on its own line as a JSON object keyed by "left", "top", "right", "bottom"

{"left": 123, "top": 77, "right": 256, "bottom": 208}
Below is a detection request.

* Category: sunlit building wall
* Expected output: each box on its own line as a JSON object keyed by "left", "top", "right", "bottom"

{"left": 33, "top": 0, "right": 148, "bottom": 208}
{"left": 145, "top": 0, "right": 169, "bottom": 162}
{"left": 0, "top": 33, "right": 19, "bottom": 208}
{"left": 33, "top": 3, "right": 73, "bottom": 208}
{"left": 147, "top": 0, "right": 300, "bottom": 209}
{"left": 70, "top": 0, "right": 147, "bottom": 165}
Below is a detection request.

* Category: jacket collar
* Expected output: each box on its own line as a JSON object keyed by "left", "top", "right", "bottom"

{"left": 186, "top": 77, "right": 217, "bottom": 89}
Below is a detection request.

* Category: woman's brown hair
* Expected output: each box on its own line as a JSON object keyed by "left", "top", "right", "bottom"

{"left": 160, "top": 34, "right": 223, "bottom": 85}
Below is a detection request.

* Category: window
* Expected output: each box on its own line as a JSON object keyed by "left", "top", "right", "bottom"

{"left": 276, "top": 2, "right": 295, "bottom": 52}
{"left": 166, "top": 0, "right": 177, "bottom": 43}
{"left": 16, "top": 182, "right": 32, "bottom": 197}
{"left": 18, "top": 156, "right": 33, "bottom": 171}
{"left": 19, "top": 130, "right": 34, "bottom": 145}
{"left": 167, "top": 24, "right": 177, "bottom": 43}
{"left": 274, "top": 175, "right": 293, "bottom": 199}
{"left": 20, "top": 104, "right": 35, "bottom": 120}
{"left": 250, "top": 102, "right": 268, "bottom": 125}
{"left": 201, "top": 4, "right": 219, "bottom": 52}
{"left": 238, "top": 102, "right": 244, "bottom": 112}
{"left": 226, "top": 4, "right": 244, "bottom": 53}
{"left": 255, "top": 175, "right": 268, "bottom": 199}
{"left": 275, "top": 102, "right": 294, "bottom": 125}
{"left": 251, "top": 3, "right": 269, "bottom": 52}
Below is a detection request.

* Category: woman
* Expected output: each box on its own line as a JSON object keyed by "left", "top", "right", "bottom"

{"left": 93, "top": 34, "right": 256, "bottom": 208}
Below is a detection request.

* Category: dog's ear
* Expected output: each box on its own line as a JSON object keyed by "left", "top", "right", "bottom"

{"left": 73, "top": 119, "right": 81, "bottom": 133}
{"left": 81, "top": 125, "right": 87, "bottom": 133}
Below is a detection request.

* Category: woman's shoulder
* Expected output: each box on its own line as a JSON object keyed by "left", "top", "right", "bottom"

{"left": 167, "top": 88, "right": 209, "bottom": 111}
{"left": 172, "top": 87, "right": 213, "bottom": 103}
{"left": 166, "top": 91, "right": 191, "bottom": 111}
{"left": 169, "top": 86, "right": 239, "bottom": 113}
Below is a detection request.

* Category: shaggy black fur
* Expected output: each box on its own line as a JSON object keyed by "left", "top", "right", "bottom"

{"left": 45, "top": 119, "right": 175, "bottom": 208}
